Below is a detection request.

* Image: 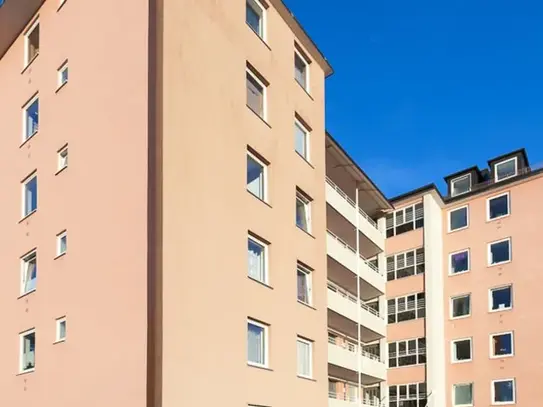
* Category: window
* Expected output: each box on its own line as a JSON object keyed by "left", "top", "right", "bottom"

{"left": 21, "top": 251, "right": 37, "bottom": 295}
{"left": 385, "top": 203, "right": 424, "bottom": 238}
{"left": 451, "top": 174, "right": 471, "bottom": 196}
{"left": 246, "top": 0, "right": 265, "bottom": 39}
{"left": 495, "top": 157, "right": 517, "bottom": 182}
{"left": 388, "top": 338, "right": 426, "bottom": 368}
{"left": 247, "top": 151, "right": 267, "bottom": 201}
{"left": 56, "top": 231, "right": 67, "bottom": 256}
{"left": 20, "top": 329, "right": 36, "bottom": 373}
{"left": 387, "top": 293, "right": 425, "bottom": 324}
{"left": 452, "top": 338, "right": 472, "bottom": 363}
{"left": 55, "top": 317, "right": 66, "bottom": 342}
{"left": 296, "top": 190, "right": 311, "bottom": 233}
{"left": 451, "top": 294, "right": 471, "bottom": 319}
{"left": 23, "top": 95, "right": 39, "bottom": 141}
{"left": 449, "top": 249, "right": 470, "bottom": 275}
{"left": 246, "top": 67, "right": 267, "bottom": 119}
{"left": 487, "top": 193, "right": 510, "bottom": 220}
{"left": 247, "top": 319, "right": 268, "bottom": 367}
{"left": 453, "top": 383, "right": 473, "bottom": 406}
{"left": 58, "top": 146, "right": 68, "bottom": 171}
{"left": 294, "top": 50, "right": 309, "bottom": 91}
{"left": 294, "top": 118, "right": 310, "bottom": 161}
{"left": 388, "top": 383, "right": 427, "bottom": 407}
{"left": 449, "top": 206, "right": 469, "bottom": 232}
{"left": 490, "top": 285, "right": 512, "bottom": 311}
{"left": 297, "top": 262, "right": 312, "bottom": 305}
{"left": 488, "top": 238, "right": 511, "bottom": 266}
{"left": 386, "top": 248, "right": 425, "bottom": 281}
{"left": 491, "top": 332, "right": 514, "bottom": 358}
{"left": 22, "top": 173, "right": 38, "bottom": 217}
{"left": 24, "top": 20, "right": 40, "bottom": 66}
{"left": 57, "top": 61, "right": 69, "bottom": 88}
{"left": 296, "top": 337, "right": 312, "bottom": 378}
{"left": 492, "top": 379, "right": 515, "bottom": 404}
{"left": 247, "top": 235, "right": 267, "bottom": 284}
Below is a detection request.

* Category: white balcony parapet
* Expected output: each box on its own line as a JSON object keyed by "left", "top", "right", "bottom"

{"left": 328, "top": 338, "right": 386, "bottom": 381}
{"left": 327, "top": 281, "right": 383, "bottom": 319}
{"left": 328, "top": 392, "right": 384, "bottom": 407}
{"left": 327, "top": 230, "right": 382, "bottom": 275}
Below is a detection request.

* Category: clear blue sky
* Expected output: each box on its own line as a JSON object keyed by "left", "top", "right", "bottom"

{"left": 285, "top": 0, "right": 543, "bottom": 198}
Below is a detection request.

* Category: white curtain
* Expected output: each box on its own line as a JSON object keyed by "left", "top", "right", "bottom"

{"left": 248, "top": 240, "right": 264, "bottom": 282}
{"left": 247, "top": 323, "right": 264, "bottom": 364}
{"left": 24, "top": 259, "right": 37, "bottom": 293}
{"left": 295, "top": 123, "right": 306, "bottom": 157}
{"left": 297, "top": 340, "right": 311, "bottom": 376}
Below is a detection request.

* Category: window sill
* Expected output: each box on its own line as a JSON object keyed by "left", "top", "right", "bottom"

{"left": 487, "top": 214, "right": 510, "bottom": 223}
{"left": 450, "top": 315, "right": 471, "bottom": 321}
{"left": 247, "top": 363, "right": 273, "bottom": 372}
{"left": 55, "top": 81, "right": 68, "bottom": 93}
{"left": 297, "top": 300, "right": 316, "bottom": 310}
{"left": 490, "top": 354, "right": 514, "bottom": 359}
{"left": 297, "top": 375, "right": 316, "bottom": 382}
{"left": 17, "top": 369, "right": 35, "bottom": 376}
{"left": 53, "top": 339, "right": 66, "bottom": 345}
{"left": 295, "top": 80, "right": 314, "bottom": 101}
{"left": 18, "top": 289, "right": 36, "bottom": 299}
{"left": 246, "top": 105, "right": 271, "bottom": 128}
{"left": 449, "top": 270, "right": 470, "bottom": 277}
{"left": 388, "top": 362, "right": 426, "bottom": 370}
{"left": 489, "top": 307, "right": 512, "bottom": 314}
{"left": 248, "top": 276, "right": 273, "bottom": 290}
{"left": 246, "top": 23, "right": 271, "bottom": 50}
{"left": 19, "top": 210, "right": 37, "bottom": 224}
{"left": 20, "top": 132, "right": 38, "bottom": 148}
{"left": 54, "top": 252, "right": 67, "bottom": 260}
{"left": 247, "top": 190, "right": 272, "bottom": 208}
{"left": 448, "top": 226, "right": 469, "bottom": 234}
{"left": 295, "top": 151, "right": 314, "bottom": 168}
{"left": 296, "top": 225, "right": 315, "bottom": 239}
{"left": 488, "top": 260, "right": 511, "bottom": 268}
{"left": 452, "top": 359, "right": 472, "bottom": 364}
{"left": 21, "top": 54, "right": 39, "bottom": 74}
{"left": 55, "top": 165, "right": 68, "bottom": 176}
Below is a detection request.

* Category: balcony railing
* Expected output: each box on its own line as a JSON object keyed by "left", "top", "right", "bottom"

{"left": 328, "top": 335, "right": 383, "bottom": 362}
{"left": 327, "top": 281, "right": 383, "bottom": 319}
{"left": 327, "top": 230, "right": 382, "bottom": 275}
{"left": 326, "top": 177, "right": 379, "bottom": 229}
{"left": 328, "top": 392, "right": 383, "bottom": 407}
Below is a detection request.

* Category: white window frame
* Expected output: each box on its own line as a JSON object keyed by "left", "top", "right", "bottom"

{"left": 294, "top": 49, "right": 310, "bottom": 92}
{"left": 247, "top": 234, "right": 269, "bottom": 285}
{"left": 246, "top": 150, "right": 267, "bottom": 202}
{"left": 21, "top": 172, "right": 38, "bottom": 218}
{"left": 389, "top": 383, "right": 428, "bottom": 407}
{"left": 449, "top": 249, "right": 470, "bottom": 276}
{"left": 451, "top": 174, "right": 471, "bottom": 196}
{"left": 19, "top": 328, "right": 36, "bottom": 373}
{"left": 448, "top": 205, "right": 469, "bottom": 232}
{"left": 20, "top": 250, "right": 37, "bottom": 296}
{"left": 387, "top": 292, "right": 426, "bottom": 324}
{"left": 22, "top": 93, "right": 39, "bottom": 142}
{"left": 491, "top": 379, "right": 516, "bottom": 405}
{"left": 24, "top": 19, "right": 40, "bottom": 68}
{"left": 488, "top": 237, "right": 512, "bottom": 266}
{"left": 296, "top": 336, "right": 313, "bottom": 378}
{"left": 57, "top": 145, "right": 68, "bottom": 172}
{"left": 388, "top": 337, "right": 427, "bottom": 368}
{"left": 495, "top": 157, "right": 518, "bottom": 182}
{"left": 489, "top": 285, "right": 513, "bottom": 312}
{"left": 451, "top": 337, "right": 472, "bottom": 364}
{"left": 247, "top": 318, "right": 269, "bottom": 368}
{"left": 490, "top": 331, "right": 514, "bottom": 358}
{"left": 387, "top": 247, "right": 425, "bottom": 281}
{"left": 55, "top": 317, "right": 67, "bottom": 342}
{"left": 56, "top": 230, "right": 67, "bottom": 257}
{"left": 386, "top": 202, "right": 424, "bottom": 237}
{"left": 450, "top": 294, "right": 471, "bottom": 320}
{"left": 296, "top": 262, "right": 312, "bottom": 306}
{"left": 246, "top": 0, "right": 267, "bottom": 41}
{"left": 296, "top": 190, "right": 312, "bottom": 233}
{"left": 453, "top": 383, "right": 474, "bottom": 407}
{"left": 487, "top": 192, "right": 510, "bottom": 221}
{"left": 294, "top": 117, "right": 310, "bottom": 162}
{"left": 57, "top": 60, "right": 69, "bottom": 89}
{"left": 246, "top": 67, "right": 267, "bottom": 120}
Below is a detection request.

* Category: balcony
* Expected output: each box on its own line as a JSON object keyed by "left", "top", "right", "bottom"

{"left": 328, "top": 392, "right": 384, "bottom": 407}
{"left": 0, "top": 0, "right": 44, "bottom": 58}
{"left": 328, "top": 338, "right": 387, "bottom": 383}
{"left": 326, "top": 177, "right": 384, "bottom": 252}
{"left": 327, "top": 230, "right": 385, "bottom": 296}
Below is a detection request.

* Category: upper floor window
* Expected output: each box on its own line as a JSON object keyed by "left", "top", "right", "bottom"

{"left": 451, "top": 294, "right": 471, "bottom": 319}
{"left": 23, "top": 95, "right": 39, "bottom": 141}
{"left": 453, "top": 383, "right": 473, "bottom": 407}
{"left": 495, "top": 157, "right": 517, "bottom": 182}
{"left": 449, "top": 205, "right": 468, "bottom": 232}
{"left": 492, "top": 379, "right": 515, "bottom": 405}
{"left": 489, "top": 285, "right": 512, "bottom": 311}
{"left": 55, "top": 317, "right": 67, "bottom": 342}
{"left": 294, "top": 117, "right": 310, "bottom": 161}
{"left": 387, "top": 293, "right": 425, "bottom": 324}
{"left": 57, "top": 145, "right": 69, "bottom": 172}
{"left": 56, "top": 231, "right": 67, "bottom": 257}
{"left": 247, "top": 319, "right": 268, "bottom": 367}
{"left": 490, "top": 332, "right": 514, "bottom": 358}
{"left": 487, "top": 192, "right": 510, "bottom": 221}
{"left": 388, "top": 337, "right": 426, "bottom": 368}
{"left": 449, "top": 249, "right": 470, "bottom": 275}
{"left": 22, "top": 173, "right": 38, "bottom": 217}
{"left": 296, "top": 189, "right": 312, "bottom": 233}
{"left": 296, "top": 262, "right": 312, "bottom": 305}
{"left": 20, "top": 329, "right": 36, "bottom": 373}
{"left": 246, "top": 66, "right": 267, "bottom": 120}
{"left": 57, "top": 61, "right": 69, "bottom": 89}
{"left": 386, "top": 248, "right": 425, "bottom": 281}
{"left": 296, "top": 337, "right": 313, "bottom": 378}
{"left": 248, "top": 234, "right": 268, "bottom": 284}
{"left": 294, "top": 49, "right": 310, "bottom": 91}
{"left": 385, "top": 202, "right": 424, "bottom": 238}
{"left": 451, "top": 338, "right": 472, "bottom": 363}
{"left": 21, "top": 251, "right": 37, "bottom": 295}
{"left": 24, "top": 20, "right": 40, "bottom": 67}
{"left": 451, "top": 174, "right": 471, "bottom": 196}
{"left": 488, "top": 238, "right": 511, "bottom": 266}
{"left": 389, "top": 383, "right": 427, "bottom": 407}
{"left": 246, "top": 0, "right": 266, "bottom": 40}
{"left": 247, "top": 150, "right": 267, "bottom": 201}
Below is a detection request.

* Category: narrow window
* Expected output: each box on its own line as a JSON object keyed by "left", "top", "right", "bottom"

{"left": 246, "top": 151, "right": 267, "bottom": 201}
{"left": 449, "top": 206, "right": 468, "bottom": 232}
{"left": 487, "top": 193, "right": 510, "bottom": 220}
{"left": 490, "top": 285, "right": 512, "bottom": 311}
{"left": 56, "top": 231, "right": 67, "bottom": 257}
{"left": 451, "top": 174, "right": 471, "bottom": 196}
{"left": 492, "top": 379, "right": 515, "bottom": 404}
{"left": 247, "top": 234, "right": 267, "bottom": 284}
{"left": 55, "top": 317, "right": 67, "bottom": 342}
{"left": 24, "top": 21, "right": 40, "bottom": 66}
{"left": 296, "top": 262, "right": 312, "bottom": 305}
{"left": 452, "top": 338, "right": 472, "bottom": 363}
{"left": 57, "top": 61, "right": 69, "bottom": 88}
{"left": 23, "top": 96, "right": 39, "bottom": 141}
{"left": 21, "top": 251, "right": 37, "bottom": 295}
{"left": 450, "top": 250, "right": 469, "bottom": 275}
{"left": 20, "top": 329, "right": 36, "bottom": 372}
{"left": 488, "top": 238, "right": 511, "bottom": 266}
{"left": 453, "top": 383, "right": 473, "bottom": 406}
{"left": 451, "top": 294, "right": 471, "bottom": 319}
{"left": 495, "top": 158, "right": 517, "bottom": 181}
{"left": 296, "top": 189, "right": 311, "bottom": 233}
{"left": 294, "top": 50, "right": 309, "bottom": 91}
{"left": 491, "top": 332, "right": 514, "bottom": 357}
{"left": 294, "top": 118, "right": 310, "bottom": 161}
{"left": 247, "top": 319, "right": 268, "bottom": 367}
{"left": 246, "top": 0, "right": 265, "bottom": 39}
{"left": 57, "top": 146, "right": 69, "bottom": 171}
{"left": 246, "top": 67, "right": 267, "bottom": 119}
{"left": 296, "top": 337, "right": 312, "bottom": 378}
{"left": 22, "top": 173, "right": 38, "bottom": 217}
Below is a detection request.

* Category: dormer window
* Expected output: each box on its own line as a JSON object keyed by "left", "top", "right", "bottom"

{"left": 495, "top": 157, "right": 517, "bottom": 182}
{"left": 451, "top": 174, "right": 471, "bottom": 196}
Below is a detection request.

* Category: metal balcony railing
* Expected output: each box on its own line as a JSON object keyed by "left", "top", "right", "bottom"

{"left": 327, "top": 230, "right": 382, "bottom": 275}
{"left": 327, "top": 281, "right": 384, "bottom": 319}
{"left": 328, "top": 334, "right": 383, "bottom": 362}
{"left": 328, "top": 392, "right": 384, "bottom": 407}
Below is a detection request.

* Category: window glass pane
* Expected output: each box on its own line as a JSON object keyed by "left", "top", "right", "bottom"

{"left": 246, "top": 1, "right": 262, "bottom": 35}
{"left": 59, "top": 320, "right": 66, "bottom": 339}
{"left": 494, "top": 380, "right": 514, "bottom": 402}
{"left": 454, "top": 384, "right": 473, "bottom": 405}
{"left": 23, "top": 253, "right": 37, "bottom": 293}
{"left": 454, "top": 339, "right": 471, "bottom": 361}
{"left": 491, "top": 286, "right": 512, "bottom": 310}
{"left": 295, "top": 122, "right": 307, "bottom": 158}
{"left": 247, "top": 155, "right": 264, "bottom": 199}
{"left": 25, "top": 99, "right": 39, "bottom": 139}
{"left": 296, "top": 196, "right": 309, "bottom": 231}
{"left": 246, "top": 73, "right": 264, "bottom": 116}
{"left": 452, "top": 295, "right": 470, "bottom": 317}
{"left": 489, "top": 195, "right": 509, "bottom": 219}
{"left": 248, "top": 238, "right": 265, "bottom": 282}
{"left": 27, "top": 24, "right": 40, "bottom": 62}
{"left": 25, "top": 176, "right": 38, "bottom": 215}
{"left": 452, "top": 175, "right": 471, "bottom": 196}
{"left": 247, "top": 322, "right": 265, "bottom": 364}
{"left": 490, "top": 240, "right": 510, "bottom": 264}
{"left": 450, "top": 207, "right": 468, "bottom": 230}
{"left": 295, "top": 53, "right": 307, "bottom": 88}
{"left": 59, "top": 235, "right": 67, "bottom": 254}
{"left": 297, "top": 339, "right": 311, "bottom": 376}
{"left": 297, "top": 267, "right": 310, "bottom": 304}
{"left": 496, "top": 159, "right": 516, "bottom": 180}
{"left": 451, "top": 251, "right": 469, "bottom": 274}
{"left": 493, "top": 333, "right": 513, "bottom": 356}
{"left": 22, "top": 332, "right": 35, "bottom": 371}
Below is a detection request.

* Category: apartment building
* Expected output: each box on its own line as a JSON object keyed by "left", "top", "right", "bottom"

{"left": 384, "top": 148, "right": 543, "bottom": 407}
